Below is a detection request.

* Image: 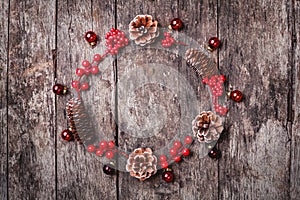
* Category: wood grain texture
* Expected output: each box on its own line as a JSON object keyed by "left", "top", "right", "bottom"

{"left": 7, "top": 0, "right": 56, "bottom": 199}
{"left": 0, "top": 1, "right": 9, "bottom": 199}
{"left": 56, "top": 0, "right": 117, "bottom": 199}
{"left": 218, "top": 0, "right": 292, "bottom": 199}
{"left": 291, "top": 0, "right": 300, "bottom": 199}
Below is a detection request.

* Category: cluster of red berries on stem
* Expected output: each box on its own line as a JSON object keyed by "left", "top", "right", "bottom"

{"left": 105, "top": 28, "right": 129, "bottom": 55}
{"left": 161, "top": 32, "right": 187, "bottom": 48}
{"left": 202, "top": 74, "right": 228, "bottom": 116}
{"left": 159, "top": 135, "right": 193, "bottom": 169}
{"left": 87, "top": 140, "right": 118, "bottom": 159}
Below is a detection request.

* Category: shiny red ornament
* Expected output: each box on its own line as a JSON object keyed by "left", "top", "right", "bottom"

{"left": 170, "top": 18, "right": 183, "bottom": 30}
{"left": 61, "top": 129, "right": 73, "bottom": 141}
{"left": 53, "top": 84, "right": 67, "bottom": 95}
{"left": 85, "top": 31, "right": 97, "bottom": 46}
{"left": 207, "top": 37, "right": 221, "bottom": 51}
{"left": 208, "top": 148, "right": 221, "bottom": 159}
{"left": 229, "top": 90, "right": 243, "bottom": 102}
{"left": 162, "top": 170, "right": 174, "bottom": 183}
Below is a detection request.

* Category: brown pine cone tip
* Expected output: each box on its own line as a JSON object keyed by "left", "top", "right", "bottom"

{"left": 192, "top": 111, "right": 223, "bottom": 143}
{"left": 126, "top": 148, "right": 157, "bottom": 181}
{"left": 129, "top": 15, "right": 159, "bottom": 46}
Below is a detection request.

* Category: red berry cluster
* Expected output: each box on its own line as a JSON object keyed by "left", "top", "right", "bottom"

{"left": 161, "top": 32, "right": 175, "bottom": 48}
{"left": 202, "top": 74, "right": 228, "bottom": 116}
{"left": 105, "top": 28, "right": 129, "bottom": 55}
{"left": 159, "top": 135, "right": 193, "bottom": 169}
{"left": 87, "top": 140, "right": 117, "bottom": 159}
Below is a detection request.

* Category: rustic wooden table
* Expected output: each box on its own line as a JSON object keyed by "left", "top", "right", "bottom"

{"left": 0, "top": 0, "right": 299, "bottom": 199}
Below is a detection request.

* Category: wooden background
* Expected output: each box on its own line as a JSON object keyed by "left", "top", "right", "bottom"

{"left": 0, "top": 0, "right": 299, "bottom": 199}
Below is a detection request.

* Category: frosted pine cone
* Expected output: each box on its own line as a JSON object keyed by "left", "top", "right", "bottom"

{"left": 129, "top": 15, "right": 159, "bottom": 46}
{"left": 126, "top": 148, "right": 157, "bottom": 181}
{"left": 185, "top": 48, "right": 218, "bottom": 78}
{"left": 192, "top": 111, "right": 223, "bottom": 143}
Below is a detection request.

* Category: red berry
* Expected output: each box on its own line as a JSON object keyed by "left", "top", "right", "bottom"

{"left": 99, "top": 141, "right": 108, "bottom": 149}
{"left": 80, "top": 82, "right": 89, "bottom": 90}
{"left": 230, "top": 90, "right": 243, "bottom": 102}
{"left": 108, "top": 141, "right": 115, "bottom": 149}
{"left": 173, "top": 141, "right": 182, "bottom": 149}
{"left": 91, "top": 66, "right": 99, "bottom": 74}
{"left": 53, "top": 84, "right": 67, "bottom": 95}
{"left": 76, "top": 68, "right": 85, "bottom": 77}
{"left": 84, "top": 31, "right": 97, "bottom": 46}
{"left": 208, "top": 37, "right": 221, "bottom": 51}
{"left": 106, "top": 151, "right": 114, "bottom": 159}
{"left": 87, "top": 145, "right": 95, "bottom": 153}
{"left": 161, "top": 162, "right": 169, "bottom": 169}
{"left": 96, "top": 149, "right": 104, "bottom": 156}
{"left": 170, "top": 18, "right": 183, "bottom": 30}
{"left": 162, "top": 171, "right": 174, "bottom": 182}
{"left": 94, "top": 54, "right": 101, "bottom": 61}
{"left": 182, "top": 148, "right": 190, "bottom": 156}
{"left": 174, "top": 156, "right": 181, "bottom": 162}
{"left": 169, "top": 148, "right": 177, "bottom": 156}
{"left": 82, "top": 60, "right": 90, "bottom": 68}
{"left": 160, "top": 155, "right": 167, "bottom": 162}
{"left": 71, "top": 80, "right": 79, "bottom": 89}
{"left": 184, "top": 136, "right": 193, "bottom": 144}
{"left": 61, "top": 129, "right": 73, "bottom": 141}
{"left": 219, "top": 75, "right": 226, "bottom": 82}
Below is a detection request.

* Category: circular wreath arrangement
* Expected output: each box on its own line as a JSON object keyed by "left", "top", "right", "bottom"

{"left": 53, "top": 15, "right": 243, "bottom": 182}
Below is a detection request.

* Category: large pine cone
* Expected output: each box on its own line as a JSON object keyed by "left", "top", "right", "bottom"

{"left": 129, "top": 15, "right": 159, "bottom": 46}
{"left": 185, "top": 48, "right": 218, "bottom": 78}
{"left": 192, "top": 111, "right": 223, "bottom": 143}
{"left": 126, "top": 148, "right": 157, "bottom": 181}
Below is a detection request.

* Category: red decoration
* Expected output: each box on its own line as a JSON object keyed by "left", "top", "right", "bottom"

{"left": 207, "top": 37, "right": 221, "bottom": 51}
{"left": 161, "top": 162, "right": 169, "bottom": 169}
{"left": 99, "top": 141, "right": 108, "bottom": 149}
{"left": 61, "top": 129, "right": 73, "bottom": 141}
{"left": 87, "top": 145, "right": 95, "bottom": 153}
{"left": 162, "top": 170, "right": 174, "bottom": 182}
{"left": 173, "top": 141, "right": 182, "bottom": 149}
{"left": 169, "top": 148, "right": 177, "bottom": 156}
{"left": 184, "top": 136, "right": 193, "bottom": 144}
{"left": 208, "top": 148, "right": 221, "bottom": 159}
{"left": 95, "top": 149, "right": 104, "bottom": 156}
{"left": 160, "top": 155, "right": 167, "bottom": 162}
{"left": 103, "top": 164, "right": 115, "bottom": 175}
{"left": 106, "top": 151, "right": 114, "bottom": 159}
{"left": 182, "top": 148, "right": 190, "bottom": 156}
{"left": 80, "top": 82, "right": 89, "bottom": 91}
{"left": 53, "top": 84, "right": 67, "bottom": 95}
{"left": 170, "top": 18, "right": 183, "bottom": 30}
{"left": 85, "top": 31, "right": 98, "bottom": 47}
{"left": 105, "top": 28, "right": 129, "bottom": 55}
{"left": 174, "top": 156, "right": 181, "bottom": 162}
{"left": 108, "top": 141, "right": 115, "bottom": 149}
{"left": 229, "top": 90, "right": 243, "bottom": 102}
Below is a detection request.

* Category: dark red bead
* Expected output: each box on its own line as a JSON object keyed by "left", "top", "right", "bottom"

{"left": 53, "top": 84, "right": 67, "bottom": 95}
{"left": 230, "top": 90, "right": 243, "bottom": 102}
{"left": 208, "top": 37, "right": 221, "bottom": 51}
{"left": 61, "top": 129, "right": 73, "bottom": 141}
{"left": 85, "top": 31, "right": 97, "bottom": 46}
{"left": 103, "top": 164, "right": 115, "bottom": 175}
{"left": 162, "top": 170, "right": 174, "bottom": 182}
{"left": 182, "top": 148, "right": 190, "bottom": 156}
{"left": 208, "top": 148, "right": 221, "bottom": 159}
{"left": 170, "top": 18, "right": 183, "bottom": 30}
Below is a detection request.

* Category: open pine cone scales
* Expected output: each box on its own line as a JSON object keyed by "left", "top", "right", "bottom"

{"left": 126, "top": 148, "right": 157, "bottom": 181}
{"left": 192, "top": 111, "right": 223, "bottom": 143}
{"left": 129, "top": 15, "right": 159, "bottom": 46}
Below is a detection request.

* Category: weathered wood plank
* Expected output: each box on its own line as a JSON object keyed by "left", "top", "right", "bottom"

{"left": 8, "top": 0, "right": 56, "bottom": 199}
{"left": 56, "top": 0, "right": 117, "bottom": 199}
{"left": 290, "top": 0, "right": 300, "bottom": 199}
{"left": 218, "top": 0, "right": 292, "bottom": 199}
{"left": 0, "top": 0, "right": 9, "bottom": 199}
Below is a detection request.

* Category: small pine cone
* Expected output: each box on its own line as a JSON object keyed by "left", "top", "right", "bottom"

{"left": 192, "top": 111, "right": 223, "bottom": 143}
{"left": 185, "top": 48, "right": 219, "bottom": 78}
{"left": 129, "top": 15, "right": 159, "bottom": 46}
{"left": 66, "top": 98, "right": 98, "bottom": 146}
{"left": 126, "top": 148, "right": 157, "bottom": 181}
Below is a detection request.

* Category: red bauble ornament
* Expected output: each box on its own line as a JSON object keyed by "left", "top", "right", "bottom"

{"left": 208, "top": 148, "right": 222, "bottom": 159}
{"left": 85, "top": 31, "right": 97, "bottom": 46}
{"left": 229, "top": 90, "right": 243, "bottom": 102}
{"left": 103, "top": 164, "right": 115, "bottom": 175}
{"left": 162, "top": 169, "right": 174, "bottom": 183}
{"left": 53, "top": 84, "right": 67, "bottom": 95}
{"left": 208, "top": 37, "right": 221, "bottom": 51}
{"left": 61, "top": 129, "right": 73, "bottom": 141}
{"left": 170, "top": 18, "right": 183, "bottom": 30}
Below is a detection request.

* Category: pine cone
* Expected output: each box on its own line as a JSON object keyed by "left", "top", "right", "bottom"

{"left": 185, "top": 48, "right": 218, "bottom": 78}
{"left": 192, "top": 111, "right": 223, "bottom": 143}
{"left": 126, "top": 148, "right": 157, "bottom": 181}
{"left": 129, "top": 15, "right": 159, "bottom": 46}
